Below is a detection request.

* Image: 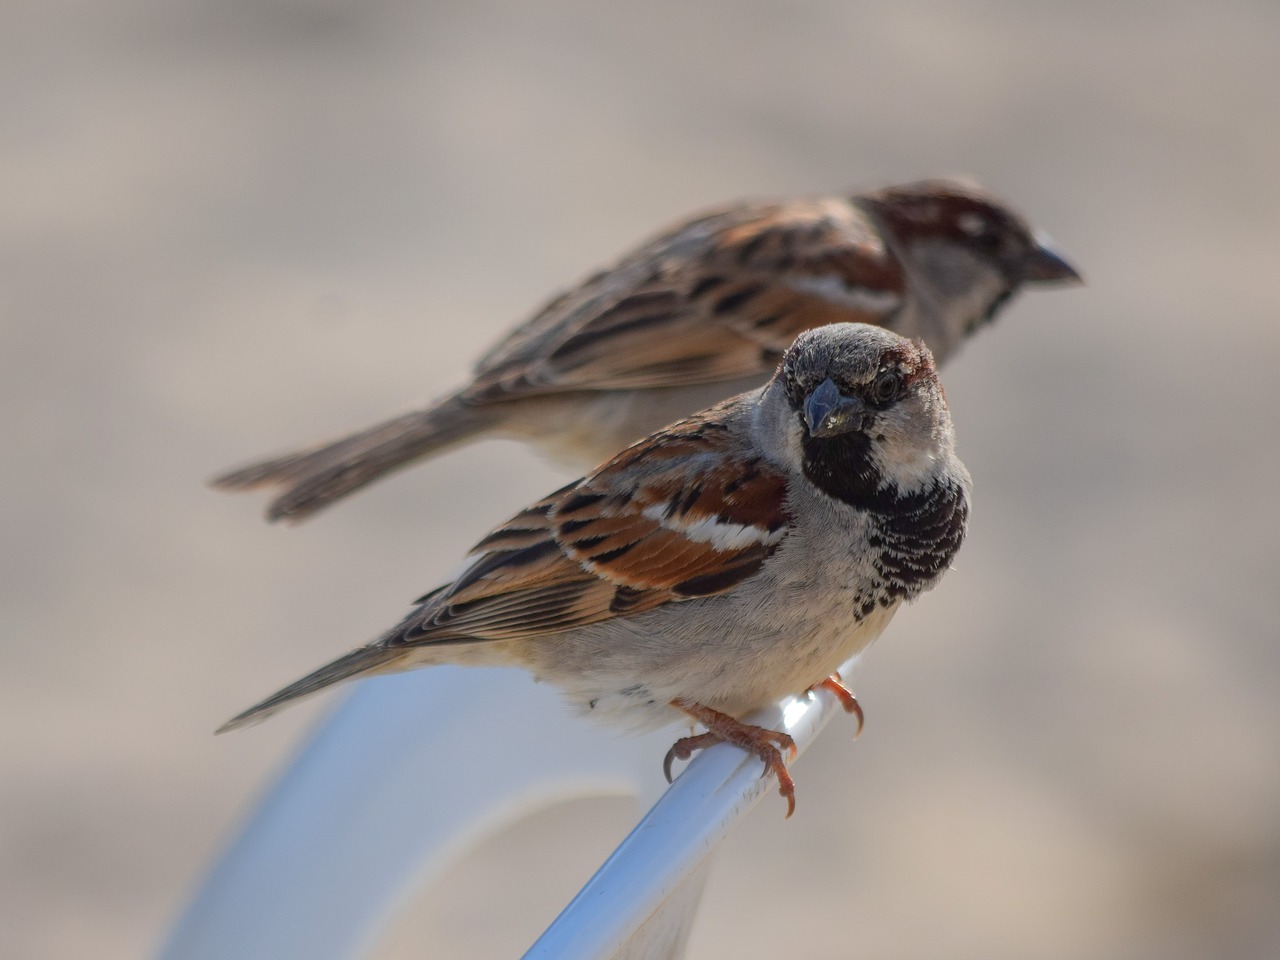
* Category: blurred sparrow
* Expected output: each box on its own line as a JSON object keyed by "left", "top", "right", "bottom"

{"left": 220, "top": 323, "right": 972, "bottom": 816}
{"left": 213, "top": 177, "right": 1073, "bottom": 523}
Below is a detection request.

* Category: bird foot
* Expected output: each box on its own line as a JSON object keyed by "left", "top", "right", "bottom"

{"left": 810, "top": 672, "right": 864, "bottom": 737}
{"left": 665, "top": 699, "right": 798, "bottom": 818}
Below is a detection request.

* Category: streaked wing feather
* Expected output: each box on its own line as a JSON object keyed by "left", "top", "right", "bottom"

{"left": 465, "top": 198, "right": 906, "bottom": 398}
{"left": 386, "top": 409, "right": 791, "bottom": 647}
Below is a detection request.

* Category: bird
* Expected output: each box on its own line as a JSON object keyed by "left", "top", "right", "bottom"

{"left": 211, "top": 177, "right": 1073, "bottom": 523}
{"left": 219, "top": 322, "right": 973, "bottom": 817}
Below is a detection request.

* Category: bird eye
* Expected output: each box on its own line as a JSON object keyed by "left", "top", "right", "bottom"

{"left": 958, "top": 212, "right": 1002, "bottom": 251}
{"left": 870, "top": 370, "right": 904, "bottom": 406}
{"left": 957, "top": 212, "right": 986, "bottom": 235}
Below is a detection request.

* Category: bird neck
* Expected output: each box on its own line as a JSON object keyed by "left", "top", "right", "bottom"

{"left": 801, "top": 430, "right": 896, "bottom": 511}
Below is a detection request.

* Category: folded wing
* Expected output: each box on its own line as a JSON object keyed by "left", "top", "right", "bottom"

{"left": 391, "top": 411, "right": 793, "bottom": 646}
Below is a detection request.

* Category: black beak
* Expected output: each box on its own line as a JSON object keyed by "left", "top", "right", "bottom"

{"left": 1020, "top": 233, "right": 1082, "bottom": 284}
{"left": 804, "top": 379, "right": 868, "bottom": 438}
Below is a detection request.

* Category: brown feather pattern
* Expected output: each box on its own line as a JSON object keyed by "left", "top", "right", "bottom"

{"left": 384, "top": 412, "right": 792, "bottom": 648}
{"left": 464, "top": 199, "right": 904, "bottom": 399}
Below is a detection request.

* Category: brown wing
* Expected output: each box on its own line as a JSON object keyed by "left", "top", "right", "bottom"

{"left": 387, "top": 409, "right": 792, "bottom": 646}
{"left": 465, "top": 197, "right": 907, "bottom": 399}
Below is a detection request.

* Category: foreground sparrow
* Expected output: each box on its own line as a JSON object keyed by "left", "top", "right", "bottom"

{"left": 220, "top": 323, "right": 972, "bottom": 816}
{"left": 213, "top": 178, "right": 1071, "bottom": 522}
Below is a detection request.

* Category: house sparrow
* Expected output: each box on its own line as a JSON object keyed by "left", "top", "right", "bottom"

{"left": 212, "top": 177, "right": 1072, "bottom": 523}
{"left": 219, "top": 323, "right": 972, "bottom": 816}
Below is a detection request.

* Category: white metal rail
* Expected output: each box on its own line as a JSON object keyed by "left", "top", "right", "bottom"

{"left": 157, "top": 661, "right": 856, "bottom": 960}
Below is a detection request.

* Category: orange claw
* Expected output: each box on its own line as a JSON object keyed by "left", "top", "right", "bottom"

{"left": 663, "top": 732, "right": 721, "bottom": 784}
{"left": 666, "top": 699, "right": 799, "bottom": 818}
{"left": 812, "top": 672, "right": 865, "bottom": 738}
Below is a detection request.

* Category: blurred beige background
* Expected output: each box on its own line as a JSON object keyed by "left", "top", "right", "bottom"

{"left": 3, "top": 1, "right": 1279, "bottom": 958}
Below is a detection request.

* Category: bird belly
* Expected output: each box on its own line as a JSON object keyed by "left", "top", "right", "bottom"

{"left": 514, "top": 593, "right": 900, "bottom": 732}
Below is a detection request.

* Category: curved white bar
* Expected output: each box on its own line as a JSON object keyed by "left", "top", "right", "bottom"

{"left": 522, "top": 681, "right": 849, "bottom": 959}
{"left": 157, "top": 667, "right": 670, "bottom": 960}
{"left": 159, "top": 662, "right": 855, "bottom": 960}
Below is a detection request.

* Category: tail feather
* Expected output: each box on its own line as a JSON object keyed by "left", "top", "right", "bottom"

{"left": 211, "top": 394, "right": 495, "bottom": 522}
{"left": 216, "top": 645, "right": 405, "bottom": 734}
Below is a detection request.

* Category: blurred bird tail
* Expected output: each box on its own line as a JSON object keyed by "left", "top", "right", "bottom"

{"left": 210, "top": 393, "right": 496, "bottom": 523}
{"left": 216, "top": 645, "right": 406, "bottom": 734}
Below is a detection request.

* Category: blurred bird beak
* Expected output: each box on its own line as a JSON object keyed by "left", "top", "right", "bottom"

{"left": 1021, "top": 231, "right": 1083, "bottom": 284}
{"left": 804, "top": 379, "right": 869, "bottom": 438}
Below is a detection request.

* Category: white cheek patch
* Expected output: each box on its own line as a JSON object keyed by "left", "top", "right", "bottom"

{"left": 786, "top": 274, "right": 901, "bottom": 314}
{"left": 642, "top": 505, "right": 786, "bottom": 551}
{"left": 868, "top": 408, "right": 953, "bottom": 494}
{"left": 748, "top": 382, "right": 804, "bottom": 469}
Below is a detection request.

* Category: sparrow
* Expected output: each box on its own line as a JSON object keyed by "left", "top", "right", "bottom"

{"left": 212, "top": 177, "right": 1073, "bottom": 523}
{"left": 219, "top": 323, "right": 972, "bottom": 817}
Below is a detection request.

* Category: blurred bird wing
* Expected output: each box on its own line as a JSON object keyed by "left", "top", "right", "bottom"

{"left": 466, "top": 199, "right": 907, "bottom": 396}
{"left": 389, "top": 409, "right": 792, "bottom": 646}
